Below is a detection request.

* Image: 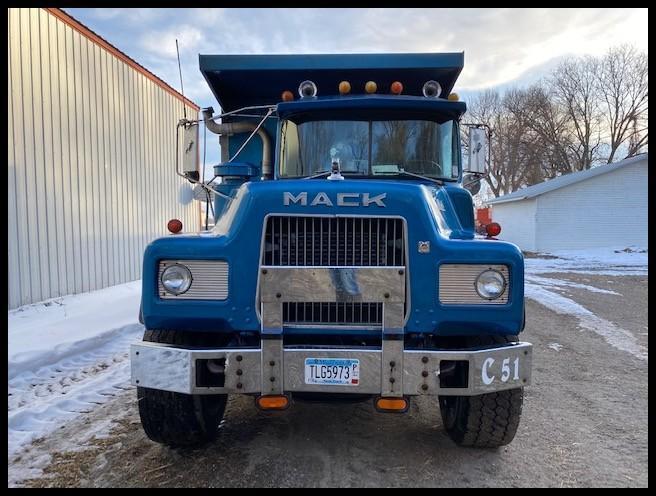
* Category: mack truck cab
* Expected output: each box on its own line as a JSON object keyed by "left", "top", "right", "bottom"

{"left": 131, "top": 53, "right": 532, "bottom": 449}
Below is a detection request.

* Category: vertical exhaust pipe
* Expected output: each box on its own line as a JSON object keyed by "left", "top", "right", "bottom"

{"left": 202, "top": 107, "right": 272, "bottom": 179}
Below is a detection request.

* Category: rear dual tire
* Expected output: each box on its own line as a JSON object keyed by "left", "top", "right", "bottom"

{"left": 137, "top": 330, "right": 228, "bottom": 448}
{"left": 439, "top": 335, "right": 524, "bottom": 448}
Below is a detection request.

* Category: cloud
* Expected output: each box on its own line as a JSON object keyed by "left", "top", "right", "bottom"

{"left": 65, "top": 7, "right": 647, "bottom": 100}
{"left": 140, "top": 25, "right": 205, "bottom": 59}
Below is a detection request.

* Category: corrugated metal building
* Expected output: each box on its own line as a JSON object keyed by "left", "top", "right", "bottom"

{"left": 8, "top": 8, "right": 200, "bottom": 309}
{"left": 486, "top": 154, "right": 648, "bottom": 252}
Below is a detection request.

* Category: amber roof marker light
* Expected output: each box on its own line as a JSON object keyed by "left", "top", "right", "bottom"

{"left": 338, "top": 81, "right": 351, "bottom": 95}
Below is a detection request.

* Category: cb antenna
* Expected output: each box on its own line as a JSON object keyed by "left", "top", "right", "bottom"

{"left": 176, "top": 38, "right": 187, "bottom": 121}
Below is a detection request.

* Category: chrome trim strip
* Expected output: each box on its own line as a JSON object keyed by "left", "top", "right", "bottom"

{"left": 439, "top": 263, "right": 510, "bottom": 305}
{"left": 255, "top": 213, "right": 410, "bottom": 326}
{"left": 158, "top": 260, "right": 229, "bottom": 300}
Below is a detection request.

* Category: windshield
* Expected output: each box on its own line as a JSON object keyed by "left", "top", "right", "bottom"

{"left": 279, "top": 119, "right": 459, "bottom": 179}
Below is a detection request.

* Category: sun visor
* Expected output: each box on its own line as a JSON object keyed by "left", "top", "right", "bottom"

{"left": 199, "top": 52, "right": 464, "bottom": 112}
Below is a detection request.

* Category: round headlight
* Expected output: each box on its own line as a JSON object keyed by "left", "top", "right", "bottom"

{"left": 160, "top": 264, "right": 192, "bottom": 295}
{"left": 475, "top": 269, "right": 507, "bottom": 300}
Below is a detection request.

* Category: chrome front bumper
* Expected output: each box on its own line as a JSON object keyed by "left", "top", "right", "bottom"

{"left": 130, "top": 341, "right": 532, "bottom": 396}
{"left": 135, "top": 264, "right": 531, "bottom": 397}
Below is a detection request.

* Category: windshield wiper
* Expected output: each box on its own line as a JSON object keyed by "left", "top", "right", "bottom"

{"left": 383, "top": 169, "right": 445, "bottom": 185}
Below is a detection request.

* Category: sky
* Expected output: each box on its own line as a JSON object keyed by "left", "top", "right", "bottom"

{"left": 64, "top": 8, "right": 648, "bottom": 174}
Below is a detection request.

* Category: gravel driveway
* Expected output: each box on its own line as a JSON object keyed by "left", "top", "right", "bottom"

{"left": 12, "top": 272, "right": 648, "bottom": 488}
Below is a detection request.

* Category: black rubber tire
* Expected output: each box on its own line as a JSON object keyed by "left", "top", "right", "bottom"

{"left": 439, "top": 335, "right": 524, "bottom": 448}
{"left": 137, "top": 330, "right": 228, "bottom": 448}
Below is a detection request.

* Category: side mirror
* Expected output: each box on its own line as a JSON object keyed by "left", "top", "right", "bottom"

{"left": 181, "top": 120, "right": 199, "bottom": 182}
{"left": 465, "top": 126, "right": 488, "bottom": 174}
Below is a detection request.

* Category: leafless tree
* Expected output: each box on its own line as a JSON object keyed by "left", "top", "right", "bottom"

{"left": 549, "top": 56, "right": 603, "bottom": 171}
{"left": 595, "top": 45, "right": 648, "bottom": 162}
{"left": 468, "top": 44, "right": 648, "bottom": 198}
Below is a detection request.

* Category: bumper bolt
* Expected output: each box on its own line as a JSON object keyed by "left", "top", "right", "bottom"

{"left": 236, "top": 355, "right": 243, "bottom": 362}
{"left": 262, "top": 269, "right": 268, "bottom": 274}
{"left": 269, "top": 360, "right": 276, "bottom": 366}
{"left": 236, "top": 369, "right": 243, "bottom": 376}
{"left": 270, "top": 376, "right": 276, "bottom": 382}
{"left": 389, "top": 360, "right": 396, "bottom": 367}
{"left": 389, "top": 377, "right": 395, "bottom": 383}
{"left": 236, "top": 382, "right": 243, "bottom": 389}
{"left": 422, "top": 371, "right": 428, "bottom": 377}
{"left": 276, "top": 293, "right": 282, "bottom": 299}
{"left": 384, "top": 292, "right": 390, "bottom": 299}
{"left": 421, "top": 356, "right": 429, "bottom": 364}
{"left": 421, "top": 384, "right": 429, "bottom": 391}
{"left": 398, "top": 269, "right": 404, "bottom": 275}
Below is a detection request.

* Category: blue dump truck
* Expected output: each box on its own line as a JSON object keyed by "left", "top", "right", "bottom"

{"left": 131, "top": 53, "right": 532, "bottom": 449}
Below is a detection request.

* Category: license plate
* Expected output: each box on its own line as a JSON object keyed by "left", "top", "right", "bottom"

{"left": 304, "top": 358, "right": 360, "bottom": 386}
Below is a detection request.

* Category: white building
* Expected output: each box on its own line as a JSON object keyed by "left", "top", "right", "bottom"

{"left": 486, "top": 154, "right": 648, "bottom": 252}
{"left": 8, "top": 8, "right": 201, "bottom": 308}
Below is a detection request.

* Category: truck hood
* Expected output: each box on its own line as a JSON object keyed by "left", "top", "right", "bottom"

{"left": 214, "top": 179, "right": 474, "bottom": 240}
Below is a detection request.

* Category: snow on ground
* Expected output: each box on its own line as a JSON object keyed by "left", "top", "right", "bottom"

{"left": 524, "top": 248, "right": 647, "bottom": 361}
{"left": 525, "top": 247, "right": 648, "bottom": 276}
{"left": 8, "top": 281, "right": 144, "bottom": 476}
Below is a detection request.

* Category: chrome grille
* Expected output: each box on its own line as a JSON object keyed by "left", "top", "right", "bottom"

{"left": 283, "top": 302, "right": 383, "bottom": 326}
{"left": 158, "top": 260, "right": 228, "bottom": 300}
{"left": 439, "top": 264, "right": 510, "bottom": 305}
{"left": 262, "top": 216, "right": 405, "bottom": 266}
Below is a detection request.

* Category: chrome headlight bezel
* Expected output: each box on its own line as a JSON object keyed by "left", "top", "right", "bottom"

{"left": 160, "top": 263, "right": 193, "bottom": 295}
{"left": 474, "top": 269, "right": 507, "bottom": 300}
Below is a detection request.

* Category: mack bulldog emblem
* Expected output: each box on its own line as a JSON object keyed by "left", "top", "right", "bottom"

{"left": 283, "top": 191, "right": 387, "bottom": 207}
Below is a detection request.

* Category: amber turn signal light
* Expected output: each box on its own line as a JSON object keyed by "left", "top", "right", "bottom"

{"left": 375, "top": 397, "right": 409, "bottom": 413}
{"left": 281, "top": 90, "right": 294, "bottom": 101}
{"left": 256, "top": 395, "right": 290, "bottom": 410}
{"left": 167, "top": 219, "right": 183, "bottom": 234}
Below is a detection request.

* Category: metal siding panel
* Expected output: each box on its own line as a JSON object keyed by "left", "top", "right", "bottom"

{"left": 22, "top": 10, "right": 42, "bottom": 302}
{"left": 115, "top": 57, "right": 127, "bottom": 284}
{"left": 8, "top": 8, "right": 198, "bottom": 307}
{"left": 73, "top": 29, "right": 90, "bottom": 293}
{"left": 147, "top": 80, "right": 156, "bottom": 244}
{"left": 8, "top": 10, "right": 22, "bottom": 308}
{"left": 124, "top": 65, "right": 136, "bottom": 280}
{"left": 135, "top": 71, "right": 145, "bottom": 274}
{"left": 58, "top": 18, "right": 75, "bottom": 296}
{"left": 80, "top": 32, "right": 95, "bottom": 292}
{"left": 37, "top": 9, "right": 59, "bottom": 298}
{"left": 98, "top": 47, "right": 111, "bottom": 286}
{"left": 48, "top": 12, "right": 68, "bottom": 298}
{"left": 160, "top": 87, "right": 167, "bottom": 232}
{"left": 108, "top": 54, "right": 120, "bottom": 286}
{"left": 86, "top": 38, "right": 102, "bottom": 290}
{"left": 139, "top": 74, "right": 148, "bottom": 275}
{"left": 65, "top": 24, "right": 84, "bottom": 294}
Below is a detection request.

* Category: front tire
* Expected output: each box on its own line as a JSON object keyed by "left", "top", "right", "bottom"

{"left": 137, "top": 330, "right": 228, "bottom": 448}
{"left": 439, "top": 335, "right": 524, "bottom": 448}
